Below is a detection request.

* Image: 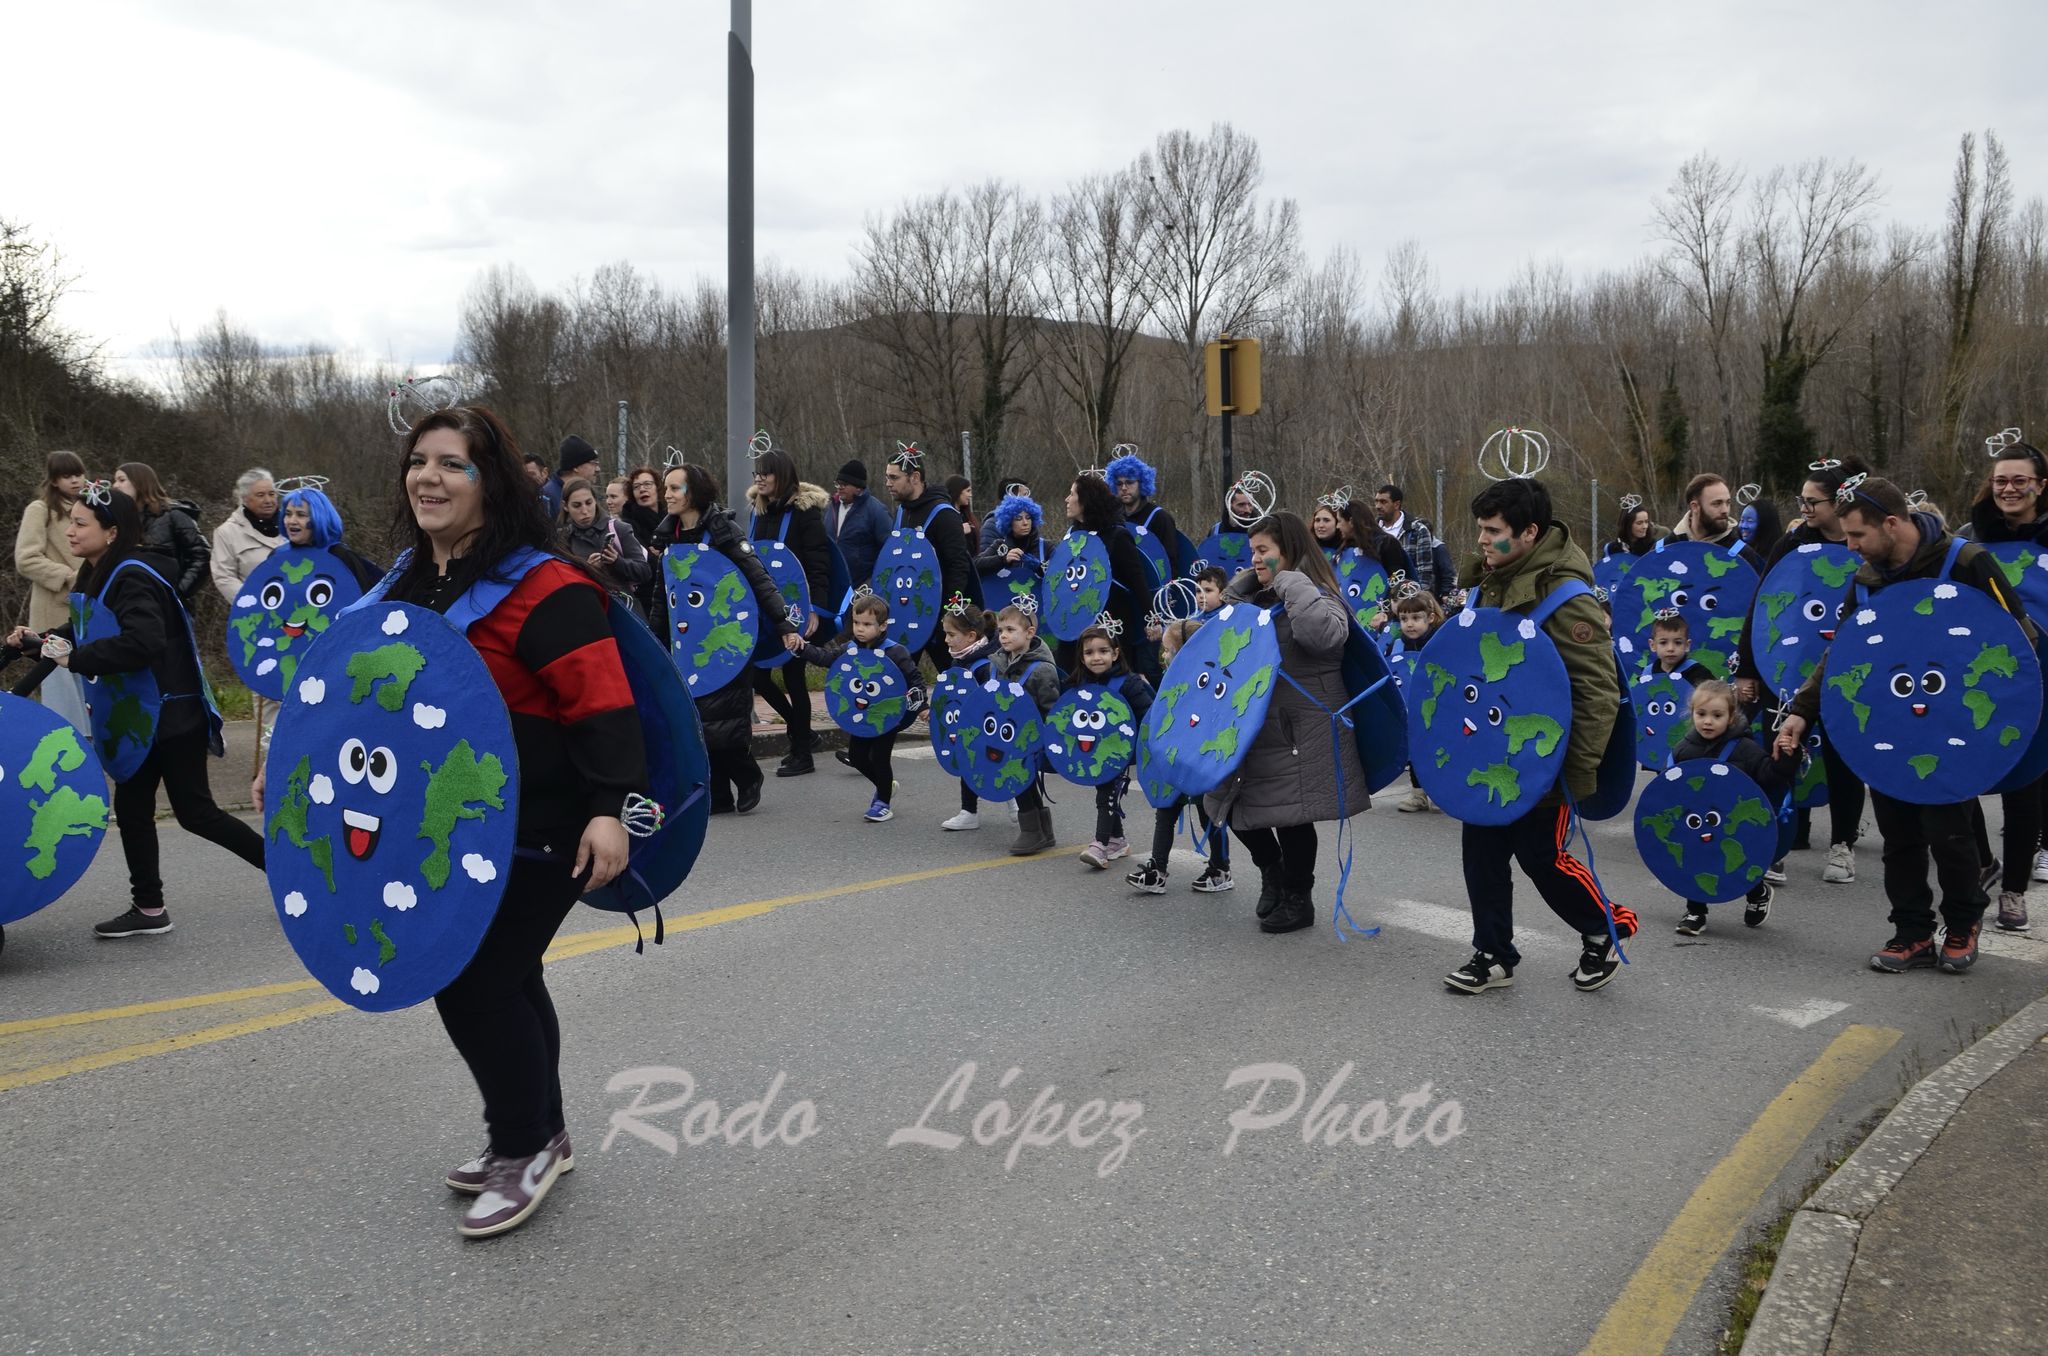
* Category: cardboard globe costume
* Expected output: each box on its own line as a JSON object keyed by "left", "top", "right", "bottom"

{"left": 1614, "top": 540, "right": 1759, "bottom": 676}
{"left": 1629, "top": 666, "right": 1697, "bottom": 771}
{"left": 929, "top": 654, "right": 995, "bottom": 776}
{"left": 72, "top": 558, "right": 225, "bottom": 783}
{"left": 823, "top": 642, "right": 919, "bottom": 737}
{"left": 1748, "top": 543, "right": 1859, "bottom": 707}
{"left": 954, "top": 676, "right": 1050, "bottom": 803}
{"left": 228, "top": 546, "right": 368, "bottom": 700}
{"left": 1817, "top": 543, "right": 2046, "bottom": 803}
{"left": 1633, "top": 747, "right": 1781, "bottom": 903}
{"left": 1334, "top": 549, "right": 1392, "bottom": 630}
{"left": 1042, "top": 529, "right": 1115, "bottom": 643}
{"left": 662, "top": 542, "right": 760, "bottom": 696}
{"left": 1980, "top": 541, "right": 2048, "bottom": 630}
{"left": 0, "top": 692, "right": 110, "bottom": 926}
{"left": 1045, "top": 678, "right": 1141, "bottom": 786}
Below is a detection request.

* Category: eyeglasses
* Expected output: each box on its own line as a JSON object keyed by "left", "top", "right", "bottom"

{"left": 1992, "top": 477, "right": 2039, "bottom": 491}
{"left": 1799, "top": 496, "right": 1830, "bottom": 509}
{"left": 750, "top": 470, "right": 774, "bottom": 480}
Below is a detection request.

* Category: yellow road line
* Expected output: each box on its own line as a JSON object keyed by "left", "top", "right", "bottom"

{"left": 1581, "top": 1023, "right": 1902, "bottom": 1356}
{"left": 0, "top": 850, "right": 1056, "bottom": 1093}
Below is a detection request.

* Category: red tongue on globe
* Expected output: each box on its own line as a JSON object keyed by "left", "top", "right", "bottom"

{"left": 342, "top": 809, "right": 381, "bottom": 861}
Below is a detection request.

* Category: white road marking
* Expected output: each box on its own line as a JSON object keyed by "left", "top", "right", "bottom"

{"left": 1749, "top": 998, "right": 1851, "bottom": 1029}
{"left": 1374, "top": 898, "right": 1572, "bottom": 953}
{"left": 1978, "top": 930, "right": 2048, "bottom": 965}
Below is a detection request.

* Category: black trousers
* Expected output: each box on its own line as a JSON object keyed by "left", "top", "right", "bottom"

{"left": 1962, "top": 776, "right": 2046, "bottom": 894}
{"left": 1094, "top": 777, "right": 1128, "bottom": 843}
{"left": 1234, "top": 822, "right": 1318, "bottom": 892}
{"left": 847, "top": 730, "right": 898, "bottom": 800}
{"left": 1869, "top": 790, "right": 1986, "bottom": 940}
{"left": 434, "top": 853, "right": 582, "bottom": 1158}
{"left": 113, "top": 731, "right": 265, "bottom": 910}
{"left": 1150, "top": 801, "right": 1228, "bottom": 870}
{"left": 1461, "top": 801, "right": 1635, "bottom": 967}
{"left": 752, "top": 659, "right": 811, "bottom": 743}
{"left": 707, "top": 745, "right": 762, "bottom": 807}
{"left": 1820, "top": 734, "right": 1865, "bottom": 847}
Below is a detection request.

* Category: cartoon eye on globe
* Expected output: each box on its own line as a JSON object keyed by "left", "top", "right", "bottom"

{"left": 261, "top": 579, "right": 287, "bottom": 612}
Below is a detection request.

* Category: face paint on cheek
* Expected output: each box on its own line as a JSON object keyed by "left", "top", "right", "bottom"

{"left": 460, "top": 464, "right": 479, "bottom": 482}
{"left": 1490, "top": 537, "right": 1516, "bottom": 555}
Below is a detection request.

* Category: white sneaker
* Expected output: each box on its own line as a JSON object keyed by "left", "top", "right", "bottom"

{"left": 2033, "top": 849, "right": 2048, "bottom": 884}
{"left": 1396, "top": 787, "right": 1434, "bottom": 813}
{"left": 1005, "top": 800, "right": 1018, "bottom": 822}
{"left": 1823, "top": 843, "right": 1855, "bottom": 884}
{"left": 941, "top": 810, "right": 980, "bottom": 831}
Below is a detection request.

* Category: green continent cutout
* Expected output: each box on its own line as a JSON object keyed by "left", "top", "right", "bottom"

{"left": 1422, "top": 662, "right": 1456, "bottom": 728}
{"left": 1479, "top": 632, "right": 1524, "bottom": 682}
{"left": 1200, "top": 725, "right": 1239, "bottom": 760}
{"left": 417, "top": 739, "right": 509, "bottom": 890}
{"left": 106, "top": 694, "right": 153, "bottom": 751}
{"left": 1635, "top": 577, "right": 1679, "bottom": 627}
{"left": 2001, "top": 725, "right": 2023, "bottom": 747}
{"left": 343, "top": 922, "right": 356, "bottom": 945}
{"left": 1467, "top": 761, "right": 1521, "bottom": 806}
{"left": 864, "top": 696, "right": 903, "bottom": 727}
{"left": 345, "top": 643, "right": 427, "bottom": 712}
{"left": 1727, "top": 796, "right": 1771, "bottom": 831}
{"left": 708, "top": 568, "right": 747, "bottom": 620}
{"left": 279, "top": 556, "right": 315, "bottom": 584}
{"left": 1232, "top": 664, "right": 1273, "bottom": 717}
{"left": 995, "top": 757, "right": 1030, "bottom": 790}
{"left": 1217, "top": 626, "right": 1253, "bottom": 667}
{"left": 668, "top": 548, "right": 700, "bottom": 579}
{"left": 265, "top": 754, "right": 334, "bottom": 893}
{"left": 1686, "top": 775, "right": 1706, "bottom": 791}
{"left": 1708, "top": 616, "right": 1746, "bottom": 641}
{"left": 1643, "top": 806, "right": 1684, "bottom": 865}
{"left": 1090, "top": 732, "right": 1133, "bottom": 777}
{"left": 369, "top": 918, "right": 397, "bottom": 967}
{"left": 285, "top": 602, "right": 329, "bottom": 638}
{"left": 1811, "top": 556, "right": 1857, "bottom": 588}
{"left": 1994, "top": 548, "right": 2034, "bottom": 586}
{"left": 1963, "top": 689, "right": 1995, "bottom": 730}
{"left": 1694, "top": 873, "right": 1721, "bottom": 896}
{"left": 1828, "top": 663, "right": 1873, "bottom": 732}
{"left": 19, "top": 726, "right": 88, "bottom": 793}
{"left": 1697, "top": 650, "right": 1730, "bottom": 679}
{"left": 1964, "top": 644, "right": 2018, "bottom": 688}
{"left": 1914, "top": 596, "right": 1934, "bottom": 616}
{"left": 1759, "top": 591, "right": 1794, "bottom": 622}
{"left": 1720, "top": 838, "right": 1746, "bottom": 874}
{"left": 1704, "top": 553, "right": 1743, "bottom": 578}
{"left": 1156, "top": 682, "right": 1187, "bottom": 729}
{"left": 25, "top": 785, "right": 107, "bottom": 879}
{"left": 1434, "top": 746, "right": 1451, "bottom": 768}
{"left": 1504, "top": 714, "right": 1563, "bottom": 757}
{"left": 231, "top": 610, "right": 263, "bottom": 662}
{"left": 694, "top": 619, "right": 751, "bottom": 665}
{"left": 1909, "top": 754, "right": 1939, "bottom": 780}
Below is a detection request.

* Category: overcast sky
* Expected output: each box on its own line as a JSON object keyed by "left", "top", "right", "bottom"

{"left": 11, "top": 0, "right": 2047, "bottom": 376}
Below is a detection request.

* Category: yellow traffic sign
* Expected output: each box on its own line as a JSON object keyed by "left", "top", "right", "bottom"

{"left": 1204, "top": 336, "right": 1261, "bottom": 416}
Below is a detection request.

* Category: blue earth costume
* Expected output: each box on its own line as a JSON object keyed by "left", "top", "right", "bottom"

{"left": 0, "top": 692, "right": 110, "bottom": 928}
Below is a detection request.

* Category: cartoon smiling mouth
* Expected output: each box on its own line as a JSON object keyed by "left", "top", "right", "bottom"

{"left": 675, "top": 619, "right": 690, "bottom": 635}
{"left": 1912, "top": 703, "right": 1928, "bottom": 717}
{"left": 854, "top": 697, "right": 870, "bottom": 710}
{"left": 984, "top": 746, "right": 1004, "bottom": 762}
{"left": 1077, "top": 736, "right": 1096, "bottom": 754}
{"left": 1699, "top": 832, "right": 1716, "bottom": 843}
{"left": 1462, "top": 717, "right": 1477, "bottom": 736}
{"left": 281, "top": 622, "right": 305, "bottom": 638}
{"left": 1187, "top": 713, "right": 1201, "bottom": 727}
{"left": 342, "top": 809, "right": 382, "bottom": 861}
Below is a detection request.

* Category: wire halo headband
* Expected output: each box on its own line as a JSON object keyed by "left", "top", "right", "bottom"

{"left": 386, "top": 375, "right": 465, "bottom": 436}
{"left": 1619, "top": 493, "right": 1643, "bottom": 513}
{"left": 1986, "top": 427, "right": 2025, "bottom": 458}
{"left": 274, "top": 475, "right": 331, "bottom": 495}
{"left": 1735, "top": 483, "right": 1761, "bottom": 506}
{"left": 1227, "top": 470, "right": 1277, "bottom": 527}
{"left": 1477, "top": 424, "right": 1551, "bottom": 482}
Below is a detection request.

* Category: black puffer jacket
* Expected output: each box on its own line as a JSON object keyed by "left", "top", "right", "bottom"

{"left": 138, "top": 499, "right": 210, "bottom": 602}
{"left": 8, "top": 555, "right": 208, "bottom": 745}
{"left": 654, "top": 506, "right": 798, "bottom": 752}
{"left": 747, "top": 480, "right": 835, "bottom": 622}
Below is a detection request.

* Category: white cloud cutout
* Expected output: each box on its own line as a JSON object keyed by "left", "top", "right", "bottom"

{"left": 255, "top": 658, "right": 277, "bottom": 676}
{"left": 461, "top": 852, "right": 497, "bottom": 884}
{"left": 382, "top": 610, "right": 408, "bottom": 636}
{"left": 412, "top": 703, "right": 446, "bottom": 730}
{"left": 236, "top": 594, "right": 257, "bottom": 608}
{"left": 298, "top": 677, "right": 326, "bottom": 705}
{"left": 383, "top": 881, "right": 417, "bottom": 911}
{"left": 309, "top": 774, "right": 334, "bottom": 805}
{"left": 283, "top": 890, "right": 307, "bottom": 917}
{"left": 350, "top": 967, "right": 380, "bottom": 996}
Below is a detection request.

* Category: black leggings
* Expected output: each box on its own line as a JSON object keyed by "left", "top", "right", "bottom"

{"left": 434, "top": 853, "right": 582, "bottom": 1158}
{"left": 1969, "top": 776, "right": 2047, "bottom": 893}
{"left": 1094, "top": 777, "right": 1127, "bottom": 843}
{"left": 752, "top": 659, "right": 811, "bottom": 742}
{"left": 1820, "top": 734, "right": 1864, "bottom": 847}
{"left": 114, "top": 731, "right": 265, "bottom": 910}
{"left": 847, "top": 730, "right": 898, "bottom": 800}
{"left": 1233, "top": 822, "right": 1318, "bottom": 892}
{"left": 1150, "top": 801, "right": 1229, "bottom": 869}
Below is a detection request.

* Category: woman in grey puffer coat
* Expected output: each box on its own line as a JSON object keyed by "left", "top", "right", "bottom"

{"left": 558, "top": 477, "right": 651, "bottom": 589}
{"left": 1203, "top": 510, "right": 1367, "bottom": 935}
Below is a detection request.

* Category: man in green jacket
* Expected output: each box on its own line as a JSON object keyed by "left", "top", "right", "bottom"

{"left": 1444, "top": 478, "right": 1639, "bottom": 997}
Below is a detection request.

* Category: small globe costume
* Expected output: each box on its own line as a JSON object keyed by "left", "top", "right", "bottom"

{"left": 1614, "top": 540, "right": 1759, "bottom": 677}
{"left": 1045, "top": 678, "right": 1141, "bottom": 786}
{"left": 0, "top": 692, "right": 110, "bottom": 926}
{"left": 1042, "top": 530, "right": 1115, "bottom": 643}
{"left": 1633, "top": 747, "right": 1780, "bottom": 903}
{"left": 662, "top": 543, "right": 761, "bottom": 696}
{"left": 823, "top": 644, "right": 918, "bottom": 737}
{"left": 228, "top": 546, "right": 368, "bottom": 700}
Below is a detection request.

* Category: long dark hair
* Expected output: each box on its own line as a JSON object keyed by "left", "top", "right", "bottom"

{"left": 752, "top": 449, "right": 799, "bottom": 506}
{"left": 1069, "top": 475, "right": 1123, "bottom": 536}
{"left": 74, "top": 485, "right": 146, "bottom": 594}
{"left": 39, "top": 450, "right": 86, "bottom": 517}
{"left": 388, "top": 405, "right": 593, "bottom": 599}
{"left": 1342, "top": 500, "right": 1394, "bottom": 551}
{"left": 1247, "top": 511, "right": 1342, "bottom": 596}
{"left": 116, "top": 462, "right": 169, "bottom": 517}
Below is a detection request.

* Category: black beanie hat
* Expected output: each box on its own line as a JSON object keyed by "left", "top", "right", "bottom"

{"left": 558, "top": 435, "right": 598, "bottom": 475}
{"left": 836, "top": 459, "right": 868, "bottom": 489}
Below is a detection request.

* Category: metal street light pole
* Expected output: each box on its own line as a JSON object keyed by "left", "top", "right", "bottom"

{"left": 726, "top": 0, "right": 754, "bottom": 506}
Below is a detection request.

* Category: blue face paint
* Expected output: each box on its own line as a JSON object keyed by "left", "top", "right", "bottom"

{"left": 459, "top": 463, "right": 479, "bottom": 482}
{"left": 1739, "top": 505, "right": 1758, "bottom": 542}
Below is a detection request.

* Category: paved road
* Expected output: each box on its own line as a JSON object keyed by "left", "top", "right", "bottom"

{"left": 4, "top": 751, "right": 2045, "bottom": 1356}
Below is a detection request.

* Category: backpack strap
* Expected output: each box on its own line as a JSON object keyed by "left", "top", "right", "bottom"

{"left": 921, "top": 503, "right": 949, "bottom": 535}
{"left": 1525, "top": 578, "right": 1593, "bottom": 628}
{"left": 1138, "top": 506, "right": 1161, "bottom": 533}
{"left": 442, "top": 547, "right": 552, "bottom": 633}
{"left": 1940, "top": 534, "right": 1967, "bottom": 580}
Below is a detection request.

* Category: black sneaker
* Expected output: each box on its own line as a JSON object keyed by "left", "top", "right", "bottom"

{"left": 1570, "top": 934, "right": 1621, "bottom": 991}
{"left": 1744, "top": 882, "right": 1774, "bottom": 928}
{"left": 1444, "top": 951, "right": 1514, "bottom": 994}
{"left": 1125, "top": 860, "right": 1168, "bottom": 895}
{"left": 1192, "top": 864, "right": 1234, "bottom": 893}
{"left": 1675, "top": 908, "right": 1707, "bottom": 936}
{"left": 835, "top": 749, "right": 856, "bottom": 770}
{"left": 1980, "top": 857, "right": 2002, "bottom": 892}
{"left": 94, "top": 907, "right": 172, "bottom": 938}
{"left": 775, "top": 749, "right": 815, "bottom": 778}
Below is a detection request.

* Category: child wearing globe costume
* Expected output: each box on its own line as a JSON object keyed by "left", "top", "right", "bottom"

{"left": 1126, "top": 617, "right": 1233, "bottom": 895}
{"left": 991, "top": 602, "right": 1062, "bottom": 854}
{"left": 1061, "top": 621, "right": 1154, "bottom": 868}
{"left": 6, "top": 484, "right": 266, "bottom": 938}
{"left": 789, "top": 592, "right": 921, "bottom": 823}
{"left": 938, "top": 601, "right": 1001, "bottom": 831}
{"left": 1668, "top": 680, "right": 1799, "bottom": 936}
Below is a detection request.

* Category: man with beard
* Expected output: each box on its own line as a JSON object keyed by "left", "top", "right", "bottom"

{"left": 1664, "top": 473, "right": 1763, "bottom": 570}
{"left": 883, "top": 445, "right": 975, "bottom": 670}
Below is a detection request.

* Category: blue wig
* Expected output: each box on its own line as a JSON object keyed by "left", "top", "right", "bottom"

{"left": 1104, "top": 452, "right": 1155, "bottom": 499}
{"left": 990, "top": 493, "right": 1044, "bottom": 540}
{"left": 283, "top": 485, "right": 345, "bottom": 548}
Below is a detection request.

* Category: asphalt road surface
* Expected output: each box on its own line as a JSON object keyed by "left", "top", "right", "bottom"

{"left": 5, "top": 750, "right": 2045, "bottom": 1356}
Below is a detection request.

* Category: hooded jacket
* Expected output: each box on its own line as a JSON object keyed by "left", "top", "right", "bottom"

{"left": 1463, "top": 522, "right": 1620, "bottom": 804}
{"left": 138, "top": 498, "right": 210, "bottom": 601}
{"left": 988, "top": 635, "right": 1060, "bottom": 713}
{"left": 889, "top": 485, "right": 975, "bottom": 611}
{"left": 747, "top": 480, "right": 834, "bottom": 614}
{"left": 559, "top": 513, "right": 651, "bottom": 588}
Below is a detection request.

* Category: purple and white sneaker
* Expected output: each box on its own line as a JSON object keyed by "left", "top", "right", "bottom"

{"left": 458, "top": 1139, "right": 570, "bottom": 1238}
{"left": 446, "top": 1129, "right": 574, "bottom": 1195}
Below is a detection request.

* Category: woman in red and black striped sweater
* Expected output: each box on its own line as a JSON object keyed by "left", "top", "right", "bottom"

{"left": 357, "top": 405, "right": 645, "bottom": 1239}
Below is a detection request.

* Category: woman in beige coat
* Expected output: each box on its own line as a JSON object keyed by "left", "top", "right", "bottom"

{"left": 12, "top": 450, "right": 88, "bottom": 728}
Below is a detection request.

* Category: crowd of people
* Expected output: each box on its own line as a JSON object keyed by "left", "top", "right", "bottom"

{"left": 9, "top": 417, "right": 2046, "bottom": 1240}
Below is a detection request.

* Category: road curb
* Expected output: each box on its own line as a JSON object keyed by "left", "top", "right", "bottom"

{"left": 1739, "top": 990, "right": 2048, "bottom": 1355}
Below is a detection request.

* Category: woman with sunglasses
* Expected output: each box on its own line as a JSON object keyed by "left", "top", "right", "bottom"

{"left": 5, "top": 483, "right": 264, "bottom": 938}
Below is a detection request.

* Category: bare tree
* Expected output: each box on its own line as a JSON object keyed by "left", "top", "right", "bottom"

{"left": 1038, "top": 169, "right": 1157, "bottom": 463}
{"left": 1938, "top": 130, "right": 2013, "bottom": 454}
{"left": 1653, "top": 152, "right": 1747, "bottom": 471}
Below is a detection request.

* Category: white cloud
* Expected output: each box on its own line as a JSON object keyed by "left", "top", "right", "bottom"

{"left": 298, "top": 676, "right": 326, "bottom": 705}
{"left": 255, "top": 658, "right": 277, "bottom": 676}
{"left": 461, "top": 852, "right": 497, "bottom": 884}
{"left": 382, "top": 610, "right": 409, "bottom": 636}
{"left": 350, "top": 967, "right": 380, "bottom": 996}
{"left": 412, "top": 703, "right": 446, "bottom": 730}
{"left": 383, "top": 881, "right": 417, "bottom": 911}
{"left": 283, "top": 890, "right": 307, "bottom": 917}
{"left": 236, "top": 594, "right": 257, "bottom": 608}
{"left": 309, "top": 774, "right": 334, "bottom": 805}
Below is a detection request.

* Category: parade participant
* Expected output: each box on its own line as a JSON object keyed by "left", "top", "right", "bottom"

{"left": 748, "top": 448, "right": 834, "bottom": 778}
{"left": 557, "top": 478, "right": 650, "bottom": 591}
{"left": 655, "top": 462, "right": 798, "bottom": 814}
{"left": 829, "top": 459, "right": 891, "bottom": 588}
{"left": 1373, "top": 483, "right": 1455, "bottom": 601}
{"left": 6, "top": 483, "right": 263, "bottom": 938}
{"left": 1776, "top": 476, "right": 2030, "bottom": 974}
{"left": 1310, "top": 501, "right": 1345, "bottom": 558}
{"left": 936, "top": 602, "right": 1000, "bottom": 831}
{"left": 13, "top": 450, "right": 88, "bottom": 729}
{"left": 1063, "top": 621, "right": 1154, "bottom": 869}
{"left": 1057, "top": 474, "right": 1150, "bottom": 675}
{"left": 112, "top": 463, "right": 209, "bottom": 604}
{"left": 1607, "top": 501, "right": 1661, "bottom": 558}
{"left": 1125, "top": 617, "right": 1232, "bottom": 895}
{"left": 882, "top": 446, "right": 976, "bottom": 666}
{"left": 279, "top": 478, "right": 384, "bottom": 591}
{"left": 978, "top": 477, "right": 1033, "bottom": 552}
{"left": 1664, "top": 473, "right": 1763, "bottom": 569}
{"left": 974, "top": 491, "right": 1048, "bottom": 613}
{"left": 1441, "top": 476, "right": 1636, "bottom": 995}
{"left": 332, "top": 404, "right": 643, "bottom": 1239}
{"left": 944, "top": 475, "right": 979, "bottom": 543}
{"left": 1390, "top": 587, "right": 1446, "bottom": 813}
{"left": 208, "top": 467, "right": 282, "bottom": 604}
{"left": 792, "top": 593, "right": 919, "bottom": 822}
{"left": 1958, "top": 438, "right": 2048, "bottom": 931}
{"left": 1106, "top": 447, "right": 1182, "bottom": 587}
{"left": 1342, "top": 499, "right": 1412, "bottom": 583}
{"left": 1669, "top": 681, "right": 1797, "bottom": 936}
{"left": 990, "top": 603, "right": 1061, "bottom": 854}
{"left": 1644, "top": 612, "right": 1716, "bottom": 687}
{"left": 1203, "top": 511, "right": 1367, "bottom": 935}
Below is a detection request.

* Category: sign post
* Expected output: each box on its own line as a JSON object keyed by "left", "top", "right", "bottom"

{"left": 1205, "top": 335, "right": 1261, "bottom": 514}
